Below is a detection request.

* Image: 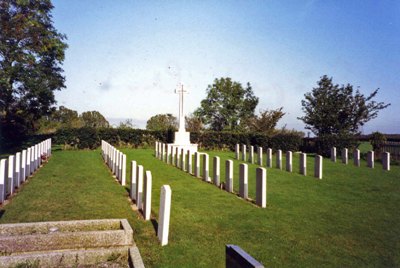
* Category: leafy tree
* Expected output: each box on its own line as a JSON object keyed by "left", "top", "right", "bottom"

{"left": 194, "top": 77, "right": 259, "bottom": 131}
{"left": 118, "top": 119, "right": 135, "bottom": 129}
{"left": 0, "top": 0, "right": 67, "bottom": 144}
{"left": 37, "top": 106, "right": 82, "bottom": 133}
{"left": 185, "top": 113, "right": 204, "bottom": 132}
{"left": 146, "top": 113, "right": 178, "bottom": 131}
{"left": 80, "top": 111, "right": 109, "bottom": 128}
{"left": 241, "top": 107, "right": 285, "bottom": 135}
{"left": 298, "top": 75, "right": 390, "bottom": 136}
{"left": 370, "top": 131, "right": 386, "bottom": 154}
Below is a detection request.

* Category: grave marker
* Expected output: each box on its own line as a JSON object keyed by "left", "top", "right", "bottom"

{"left": 257, "top": 147, "right": 263, "bottom": 165}
{"left": 143, "top": 171, "right": 152, "bottom": 220}
{"left": 300, "top": 153, "right": 307, "bottom": 176}
{"left": 181, "top": 149, "right": 186, "bottom": 171}
{"left": 130, "top": 161, "right": 137, "bottom": 201}
{"left": 382, "top": 152, "right": 390, "bottom": 171}
{"left": 7, "top": 155, "right": 14, "bottom": 195}
{"left": 194, "top": 152, "right": 201, "bottom": 178}
{"left": 276, "top": 150, "right": 282, "bottom": 169}
{"left": 353, "top": 149, "right": 360, "bottom": 167}
{"left": 331, "top": 147, "right": 336, "bottom": 162}
{"left": 225, "top": 160, "right": 233, "bottom": 193}
{"left": 242, "top": 144, "right": 246, "bottom": 161}
{"left": 249, "top": 146, "right": 254, "bottom": 164}
{"left": 239, "top": 163, "right": 248, "bottom": 199}
{"left": 0, "top": 159, "right": 6, "bottom": 203}
{"left": 136, "top": 165, "right": 144, "bottom": 210}
{"left": 256, "top": 167, "right": 267, "bottom": 208}
{"left": 158, "top": 185, "right": 172, "bottom": 246}
{"left": 213, "top": 156, "right": 220, "bottom": 186}
{"left": 235, "top": 144, "right": 240, "bottom": 160}
{"left": 266, "top": 148, "right": 272, "bottom": 168}
{"left": 367, "top": 151, "right": 374, "bottom": 168}
{"left": 21, "top": 150, "right": 26, "bottom": 182}
{"left": 314, "top": 155, "right": 323, "bottom": 179}
{"left": 26, "top": 148, "right": 31, "bottom": 177}
{"left": 342, "top": 148, "right": 348, "bottom": 164}
{"left": 203, "top": 154, "right": 210, "bottom": 182}
{"left": 15, "top": 152, "right": 21, "bottom": 188}
{"left": 286, "top": 151, "right": 292, "bottom": 172}
{"left": 121, "top": 154, "right": 126, "bottom": 186}
{"left": 187, "top": 150, "right": 192, "bottom": 174}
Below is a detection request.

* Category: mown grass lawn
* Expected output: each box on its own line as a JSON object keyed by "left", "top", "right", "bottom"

{"left": 1, "top": 147, "right": 399, "bottom": 267}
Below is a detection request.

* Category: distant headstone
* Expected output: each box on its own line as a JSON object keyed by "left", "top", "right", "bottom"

{"left": 225, "top": 160, "right": 233, "bottom": 193}
{"left": 256, "top": 167, "right": 267, "bottom": 208}
{"left": 203, "top": 154, "right": 210, "bottom": 182}
{"left": 276, "top": 150, "right": 282, "bottom": 170}
{"left": 382, "top": 152, "right": 390, "bottom": 171}
{"left": 26, "top": 147, "right": 31, "bottom": 177}
{"left": 266, "top": 148, "right": 272, "bottom": 168}
{"left": 299, "top": 153, "right": 307, "bottom": 176}
{"left": 249, "top": 146, "right": 254, "bottom": 164}
{"left": 130, "top": 161, "right": 137, "bottom": 201}
{"left": 143, "top": 171, "right": 152, "bottom": 220}
{"left": 21, "top": 150, "right": 26, "bottom": 183}
{"left": 155, "top": 141, "right": 158, "bottom": 158}
{"left": 121, "top": 154, "right": 126, "bottom": 186}
{"left": 257, "top": 147, "right": 263, "bottom": 166}
{"left": 286, "top": 151, "right": 292, "bottom": 172}
{"left": 0, "top": 159, "right": 6, "bottom": 203}
{"left": 158, "top": 185, "right": 172, "bottom": 246}
{"left": 242, "top": 144, "right": 246, "bottom": 161}
{"left": 136, "top": 165, "right": 144, "bottom": 210}
{"left": 187, "top": 150, "right": 192, "bottom": 174}
{"left": 213, "top": 156, "right": 220, "bottom": 186}
{"left": 342, "top": 148, "right": 348, "bottom": 164}
{"left": 181, "top": 148, "right": 186, "bottom": 171}
{"left": 194, "top": 152, "right": 201, "bottom": 178}
{"left": 239, "top": 163, "right": 248, "bottom": 199}
{"left": 226, "top": 244, "right": 264, "bottom": 268}
{"left": 331, "top": 147, "right": 336, "bottom": 162}
{"left": 314, "top": 155, "right": 323, "bottom": 179}
{"left": 30, "top": 146, "right": 35, "bottom": 174}
{"left": 235, "top": 144, "right": 240, "bottom": 160}
{"left": 15, "top": 152, "right": 21, "bottom": 188}
{"left": 175, "top": 147, "right": 179, "bottom": 167}
{"left": 7, "top": 155, "right": 14, "bottom": 195}
{"left": 167, "top": 145, "right": 171, "bottom": 164}
{"left": 353, "top": 149, "right": 360, "bottom": 167}
{"left": 367, "top": 151, "right": 374, "bottom": 168}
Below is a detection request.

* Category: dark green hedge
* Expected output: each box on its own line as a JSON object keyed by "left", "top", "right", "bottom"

{"left": 52, "top": 128, "right": 304, "bottom": 151}
{"left": 301, "top": 135, "right": 359, "bottom": 157}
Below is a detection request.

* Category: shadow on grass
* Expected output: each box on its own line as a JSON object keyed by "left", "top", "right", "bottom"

{"left": 151, "top": 219, "right": 158, "bottom": 235}
{"left": 0, "top": 209, "right": 4, "bottom": 219}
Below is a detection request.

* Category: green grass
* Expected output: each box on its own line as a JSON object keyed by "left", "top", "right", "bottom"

{"left": 1, "top": 148, "right": 400, "bottom": 267}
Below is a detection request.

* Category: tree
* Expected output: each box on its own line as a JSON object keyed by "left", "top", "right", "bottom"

{"left": 185, "top": 113, "right": 204, "bottom": 132}
{"left": 80, "top": 111, "right": 109, "bottom": 128}
{"left": 146, "top": 113, "right": 178, "bottom": 131}
{"left": 298, "top": 75, "right": 390, "bottom": 136}
{"left": 194, "top": 77, "right": 259, "bottom": 131}
{"left": 118, "top": 119, "right": 135, "bottom": 129}
{"left": 0, "top": 0, "right": 67, "bottom": 144}
{"left": 241, "top": 107, "right": 285, "bottom": 135}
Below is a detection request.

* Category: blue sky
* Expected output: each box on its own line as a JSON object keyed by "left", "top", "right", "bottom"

{"left": 51, "top": 1, "right": 400, "bottom": 133}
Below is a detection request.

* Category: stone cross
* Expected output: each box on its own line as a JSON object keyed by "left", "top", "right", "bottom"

{"left": 175, "top": 84, "right": 187, "bottom": 132}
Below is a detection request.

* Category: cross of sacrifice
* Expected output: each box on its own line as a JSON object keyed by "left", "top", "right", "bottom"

{"left": 175, "top": 84, "right": 187, "bottom": 131}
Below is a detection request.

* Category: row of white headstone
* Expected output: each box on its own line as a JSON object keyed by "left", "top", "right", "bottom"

{"left": 0, "top": 139, "right": 52, "bottom": 204}
{"left": 155, "top": 141, "right": 268, "bottom": 208}
{"left": 101, "top": 140, "right": 171, "bottom": 246}
{"left": 234, "top": 144, "right": 323, "bottom": 179}
{"left": 101, "top": 141, "right": 127, "bottom": 185}
{"left": 330, "top": 147, "right": 390, "bottom": 170}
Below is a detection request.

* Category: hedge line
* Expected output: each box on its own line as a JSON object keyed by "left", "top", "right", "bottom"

{"left": 52, "top": 127, "right": 303, "bottom": 151}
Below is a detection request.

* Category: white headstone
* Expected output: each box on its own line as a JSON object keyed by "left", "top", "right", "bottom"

{"left": 367, "top": 151, "right": 374, "bottom": 168}
{"left": 143, "top": 170, "right": 152, "bottom": 221}
{"left": 235, "top": 144, "right": 240, "bottom": 160}
{"left": 7, "top": 155, "right": 14, "bottom": 195}
{"left": 194, "top": 152, "right": 200, "bottom": 178}
{"left": 276, "top": 150, "right": 282, "bottom": 169}
{"left": 136, "top": 165, "right": 144, "bottom": 210}
{"left": 158, "top": 185, "right": 172, "bottom": 246}
{"left": 331, "top": 147, "right": 336, "bottom": 162}
{"left": 213, "top": 156, "right": 220, "bottom": 186}
{"left": 382, "top": 152, "right": 390, "bottom": 171}
{"left": 239, "top": 163, "right": 248, "bottom": 199}
{"left": 266, "top": 148, "right": 272, "bottom": 168}
{"left": 180, "top": 148, "right": 186, "bottom": 171}
{"left": 257, "top": 147, "right": 263, "bottom": 165}
{"left": 0, "top": 159, "right": 6, "bottom": 203}
{"left": 225, "top": 160, "right": 233, "bottom": 193}
{"left": 130, "top": 160, "right": 137, "bottom": 201}
{"left": 342, "top": 148, "right": 348, "bottom": 164}
{"left": 15, "top": 152, "right": 21, "bottom": 188}
{"left": 353, "top": 149, "right": 360, "bottom": 167}
{"left": 314, "top": 155, "right": 323, "bottom": 179}
{"left": 286, "top": 151, "right": 292, "bottom": 172}
{"left": 121, "top": 154, "right": 126, "bottom": 186}
{"left": 249, "top": 146, "right": 254, "bottom": 164}
{"left": 21, "top": 150, "right": 26, "bottom": 183}
{"left": 300, "top": 153, "right": 307, "bottom": 176}
{"left": 242, "top": 145, "right": 246, "bottom": 161}
{"left": 256, "top": 167, "right": 267, "bottom": 208}
{"left": 187, "top": 150, "right": 192, "bottom": 174}
{"left": 203, "top": 154, "right": 210, "bottom": 182}
{"left": 26, "top": 147, "right": 31, "bottom": 177}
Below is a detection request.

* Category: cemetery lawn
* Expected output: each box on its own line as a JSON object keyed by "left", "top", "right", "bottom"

{"left": 1, "top": 148, "right": 400, "bottom": 267}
